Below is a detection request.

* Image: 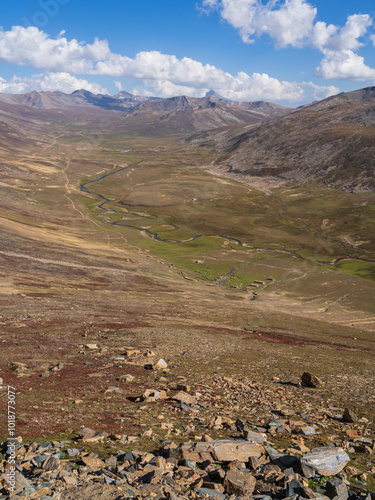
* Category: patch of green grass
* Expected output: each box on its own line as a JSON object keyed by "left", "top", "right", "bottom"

{"left": 308, "top": 476, "right": 330, "bottom": 492}
{"left": 333, "top": 260, "right": 375, "bottom": 281}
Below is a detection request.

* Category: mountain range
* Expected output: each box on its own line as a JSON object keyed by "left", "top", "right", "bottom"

{"left": 190, "top": 86, "right": 375, "bottom": 192}
{"left": 0, "top": 89, "right": 290, "bottom": 136}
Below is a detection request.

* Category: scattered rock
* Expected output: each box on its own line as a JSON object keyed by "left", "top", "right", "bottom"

{"left": 326, "top": 477, "right": 348, "bottom": 500}
{"left": 153, "top": 358, "right": 168, "bottom": 370}
{"left": 173, "top": 391, "right": 196, "bottom": 406}
{"left": 118, "top": 374, "right": 134, "bottom": 382}
{"left": 223, "top": 469, "right": 256, "bottom": 496}
{"left": 343, "top": 407, "right": 358, "bottom": 423}
{"left": 82, "top": 455, "right": 106, "bottom": 469}
{"left": 177, "top": 440, "right": 263, "bottom": 463}
{"left": 301, "top": 372, "right": 325, "bottom": 388}
{"left": 301, "top": 425, "right": 316, "bottom": 436}
{"left": 42, "top": 456, "right": 60, "bottom": 471}
{"left": 243, "top": 430, "right": 266, "bottom": 443}
{"left": 10, "top": 362, "right": 27, "bottom": 373}
{"left": 77, "top": 428, "right": 109, "bottom": 443}
{"left": 104, "top": 386, "right": 120, "bottom": 394}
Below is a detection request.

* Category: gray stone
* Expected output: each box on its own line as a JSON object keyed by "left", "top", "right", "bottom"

{"left": 40, "top": 441, "right": 52, "bottom": 450}
{"left": 285, "top": 478, "right": 305, "bottom": 497}
{"left": 243, "top": 430, "right": 266, "bottom": 444}
{"left": 184, "top": 459, "right": 197, "bottom": 468}
{"left": 300, "top": 447, "right": 350, "bottom": 478}
{"left": 67, "top": 448, "right": 80, "bottom": 456}
{"left": 268, "top": 418, "right": 283, "bottom": 429}
{"left": 196, "top": 488, "right": 226, "bottom": 499}
{"left": 326, "top": 477, "right": 348, "bottom": 500}
{"left": 301, "top": 426, "right": 316, "bottom": 436}
{"left": 264, "top": 445, "right": 285, "bottom": 460}
{"left": 34, "top": 455, "right": 48, "bottom": 464}
{"left": 20, "top": 486, "right": 36, "bottom": 496}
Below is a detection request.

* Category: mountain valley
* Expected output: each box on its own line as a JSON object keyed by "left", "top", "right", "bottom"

{"left": 0, "top": 87, "right": 374, "bottom": 499}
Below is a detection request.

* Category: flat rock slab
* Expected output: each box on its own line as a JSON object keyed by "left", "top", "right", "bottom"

{"left": 82, "top": 456, "right": 106, "bottom": 469}
{"left": 300, "top": 447, "right": 350, "bottom": 478}
{"left": 178, "top": 439, "right": 264, "bottom": 463}
{"left": 173, "top": 391, "right": 196, "bottom": 406}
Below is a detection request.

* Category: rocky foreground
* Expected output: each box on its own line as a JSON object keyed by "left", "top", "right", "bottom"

{"left": 0, "top": 364, "right": 374, "bottom": 500}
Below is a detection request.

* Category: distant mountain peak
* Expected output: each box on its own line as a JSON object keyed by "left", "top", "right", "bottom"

{"left": 205, "top": 90, "right": 230, "bottom": 102}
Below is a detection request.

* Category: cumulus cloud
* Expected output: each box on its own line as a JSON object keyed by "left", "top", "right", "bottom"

{"left": 0, "top": 72, "right": 107, "bottom": 94}
{"left": 200, "top": 0, "right": 375, "bottom": 80}
{"left": 201, "top": 0, "right": 372, "bottom": 51}
{"left": 134, "top": 72, "right": 306, "bottom": 102}
{"left": 201, "top": 0, "right": 317, "bottom": 47}
{"left": 0, "top": 26, "right": 110, "bottom": 73}
{"left": 305, "top": 81, "right": 340, "bottom": 100}
{"left": 311, "top": 15, "right": 372, "bottom": 51}
{"left": 316, "top": 50, "right": 375, "bottom": 80}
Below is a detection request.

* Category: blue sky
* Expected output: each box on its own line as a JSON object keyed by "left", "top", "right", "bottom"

{"left": 0, "top": 0, "right": 374, "bottom": 105}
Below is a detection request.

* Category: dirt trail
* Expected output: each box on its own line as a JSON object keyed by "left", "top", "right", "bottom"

{"left": 0, "top": 250, "right": 130, "bottom": 274}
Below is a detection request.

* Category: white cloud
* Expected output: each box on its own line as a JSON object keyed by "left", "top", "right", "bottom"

{"left": 311, "top": 15, "right": 372, "bottom": 51}
{"left": 134, "top": 72, "right": 305, "bottom": 102}
{"left": 316, "top": 50, "right": 375, "bottom": 80}
{"left": 305, "top": 81, "right": 340, "bottom": 100}
{"left": 0, "top": 72, "right": 107, "bottom": 94}
{"left": 114, "top": 80, "right": 123, "bottom": 91}
{"left": 200, "top": 0, "right": 375, "bottom": 80}
{"left": 0, "top": 26, "right": 110, "bottom": 73}
{"left": 201, "top": 0, "right": 372, "bottom": 51}
{"left": 202, "top": 0, "right": 317, "bottom": 47}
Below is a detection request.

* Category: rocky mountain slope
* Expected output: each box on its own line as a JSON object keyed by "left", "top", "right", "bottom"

{"left": 195, "top": 86, "right": 375, "bottom": 192}
{"left": 123, "top": 94, "right": 290, "bottom": 135}
{"left": 1, "top": 360, "right": 374, "bottom": 499}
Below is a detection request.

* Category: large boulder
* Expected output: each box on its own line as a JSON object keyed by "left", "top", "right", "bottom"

{"left": 300, "top": 447, "right": 350, "bottom": 478}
